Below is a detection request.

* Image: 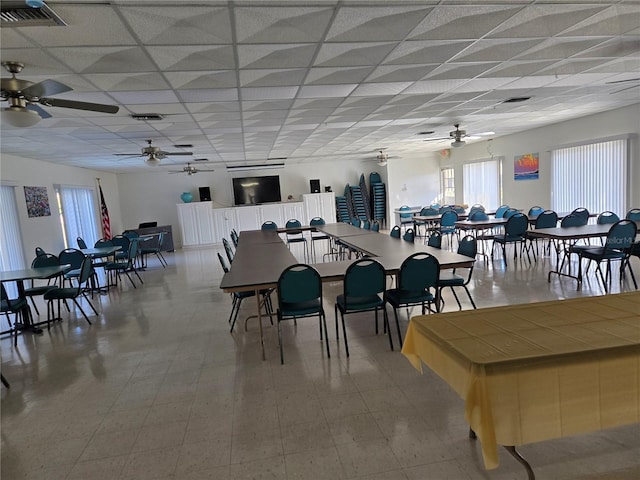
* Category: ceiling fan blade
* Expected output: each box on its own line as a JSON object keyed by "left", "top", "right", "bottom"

{"left": 605, "top": 77, "right": 640, "bottom": 84}
{"left": 25, "top": 103, "right": 52, "bottom": 119}
{"left": 39, "top": 97, "right": 119, "bottom": 114}
{"left": 22, "top": 79, "right": 72, "bottom": 98}
{"left": 113, "top": 153, "right": 143, "bottom": 157}
{"left": 423, "top": 137, "right": 451, "bottom": 142}
{"left": 611, "top": 84, "right": 639, "bottom": 94}
{"left": 159, "top": 151, "right": 193, "bottom": 156}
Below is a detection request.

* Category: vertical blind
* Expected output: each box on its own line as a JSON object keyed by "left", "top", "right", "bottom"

{"left": 551, "top": 138, "right": 627, "bottom": 217}
{"left": 58, "top": 186, "right": 100, "bottom": 248}
{"left": 463, "top": 158, "right": 501, "bottom": 210}
{"left": 0, "top": 186, "right": 26, "bottom": 297}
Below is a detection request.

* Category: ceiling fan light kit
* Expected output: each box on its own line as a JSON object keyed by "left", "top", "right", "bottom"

{"left": 1, "top": 106, "right": 40, "bottom": 127}
{"left": 144, "top": 155, "right": 161, "bottom": 167}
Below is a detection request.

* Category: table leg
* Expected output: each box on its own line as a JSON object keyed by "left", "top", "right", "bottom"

{"left": 504, "top": 446, "right": 535, "bottom": 480}
{"left": 256, "top": 291, "right": 265, "bottom": 361}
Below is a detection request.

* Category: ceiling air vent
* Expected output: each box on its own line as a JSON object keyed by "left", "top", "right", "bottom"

{"left": 1, "top": 2, "right": 67, "bottom": 27}
{"left": 131, "top": 113, "right": 164, "bottom": 121}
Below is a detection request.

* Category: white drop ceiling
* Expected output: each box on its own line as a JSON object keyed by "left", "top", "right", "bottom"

{"left": 1, "top": 0, "right": 638, "bottom": 172}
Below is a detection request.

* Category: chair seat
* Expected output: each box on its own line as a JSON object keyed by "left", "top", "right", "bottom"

{"left": 24, "top": 285, "right": 57, "bottom": 296}
{"left": 44, "top": 287, "right": 78, "bottom": 300}
{"left": 64, "top": 269, "right": 81, "bottom": 278}
{"left": 311, "top": 234, "right": 330, "bottom": 241}
{"left": 280, "top": 299, "right": 322, "bottom": 316}
{"left": 139, "top": 247, "right": 159, "bottom": 254}
{"left": 336, "top": 294, "right": 383, "bottom": 312}
{"left": 104, "top": 261, "right": 129, "bottom": 271}
{"left": 287, "top": 238, "right": 307, "bottom": 243}
{"left": 438, "top": 272, "right": 465, "bottom": 286}
{"left": 494, "top": 234, "right": 524, "bottom": 243}
{"left": 386, "top": 288, "right": 434, "bottom": 307}
{"left": 1, "top": 298, "right": 28, "bottom": 312}
{"left": 580, "top": 247, "right": 626, "bottom": 260}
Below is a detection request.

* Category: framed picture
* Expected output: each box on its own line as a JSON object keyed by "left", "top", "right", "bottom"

{"left": 24, "top": 186, "right": 51, "bottom": 217}
{"left": 514, "top": 153, "right": 539, "bottom": 181}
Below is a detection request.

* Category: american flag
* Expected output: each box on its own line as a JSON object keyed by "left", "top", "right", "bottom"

{"left": 99, "top": 185, "right": 112, "bottom": 240}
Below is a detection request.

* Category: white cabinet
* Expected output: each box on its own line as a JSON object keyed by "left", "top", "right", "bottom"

{"left": 302, "top": 193, "right": 336, "bottom": 224}
{"left": 177, "top": 202, "right": 215, "bottom": 247}
{"left": 234, "top": 205, "right": 263, "bottom": 232}
{"left": 211, "top": 208, "right": 238, "bottom": 244}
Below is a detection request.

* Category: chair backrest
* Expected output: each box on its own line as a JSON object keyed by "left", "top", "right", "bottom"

{"left": 430, "top": 203, "right": 441, "bottom": 210}
{"left": 77, "top": 237, "right": 88, "bottom": 249}
{"left": 343, "top": 259, "right": 386, "bottom": 300}
{"left": 58, "top": 248, "right": 85, "bottom": 269}
{"left": 604, "top": 220, "right": 637, "bottom": 252}
{"left": 95, "top": 238, "right": 114, "bottom": 248}
{"left": 76, "top": 257, "right": 94, "bottom": 290}
{"left": 261, "top": 221, "right": 278, "bottom": 230}
{"left": 439, "top": 205, "right": 454, "bottom": 214}
{"left": 399, "top": 205, "right": 412, "bottom": 219}
{"left": 528, "top": 206, "right": 544, "bottom": 216}
{"left": 457, "top": 235, "right": 477, "bottom": 258}
{"left": 371, "top": 221, "right": 380, "bottom": 232}
{"left": 362, "top": 220, "right": 371, "bottom": 230}
{"left": 597, "top": 211, "right": 620, "bottom": 225}
{"left": 217, "top": 252, "right": 229, "bottom": 273}
{"left": 453, "top": 205, "right": 465, "bottom": 214}
{"left": 390, "top": 225, "right": 401, "bottom": 238}
{"left": 504, "top": 208, "right": 520, "bottom": 219}
{"left": 468, "top": 210, "right": 489, "bottom": 221}
{"left": 505, "top": 213, "right": 528, "bottom": 237}
{"left": 277, "top": 264, "right": 322, "bottom": 306}
{"left": 350, "top": 218, "right": 361, "bottom": 227}
{"left": 123, "top": 230, "right": 139, "bottom": 239}
{"left": 223, "top": 238, "right": 234, "bottom": 264}
{"left": 570, "top": 207, "right": 590, "bottom": 225}
{"left": 309, "top": 217, "right": 325, "bottom": 227}
{"left": 398, "top": 253, "right": 440, "bottom": 293}
{"left": 468, "top": 205, "right": 485, "bottom": 218}
{"left": 31, "top": 253, "right": 59, "bottom": 269}
{"left": 440, "top": 210, "right": 458, "bottom": 227}
{"left": 402, "top": 228, "right": 415, "bottom": 243}
{"left": 127, "top": 239, "right": 139, "bottom": 262}
{"left": 230, "top": 230, "right": 239, "bottom": 247}
{"left": 420, "top": 207, "right": 438, "bottom": 216}
{"left": 535, "top": 210, "right": 558, "bottom": 229}
{"left": 111, "top": 235, "right": 131, "bottom": 251}
{"left": 427, "top": 231, "right": 442, "bottom": 248}
{"left": 495, "top": 205, "right": 510, "bottom": 218}
{"left": 35, "top": 247, "right": 46, "bottom": 257}
{"left": 625, "top": 208, "right": 640, "bottom": 222}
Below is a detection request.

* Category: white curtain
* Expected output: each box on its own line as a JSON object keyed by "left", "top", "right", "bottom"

{"left": 463, "top": 158, "right": 501, "bottom": 210}
{"left": 1, "top": 185, "right": 26, "bottom": 297}
{"left": 59, "top": 186, "right": 100, "bottom": 248}
{"left": 551, "top": 138, "right": 627, "bottom": 217}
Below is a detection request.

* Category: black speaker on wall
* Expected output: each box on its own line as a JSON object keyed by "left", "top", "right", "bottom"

{"left": 199, "top": 187, "right": 211, "bottom": 201}
{"left": 310, "top": 179, "right": 320, "bottom": 193}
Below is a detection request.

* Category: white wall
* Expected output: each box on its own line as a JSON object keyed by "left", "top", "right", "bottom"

{"left": 0, "top": 154, "right": 120, "bottom": 265}
{"left": 444, "top": 104, "right": 640, "bottom": 212}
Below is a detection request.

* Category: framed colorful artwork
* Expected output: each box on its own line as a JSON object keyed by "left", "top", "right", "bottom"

{"left": 514, "top": 153, "right": 539, "bottom": 180}
{"left": 24, "top": 186, "right": 51, "bottom": 217}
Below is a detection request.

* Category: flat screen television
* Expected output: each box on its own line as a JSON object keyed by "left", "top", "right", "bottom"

{"left": 232, "top": 175, "right": 282, "bottom": 205}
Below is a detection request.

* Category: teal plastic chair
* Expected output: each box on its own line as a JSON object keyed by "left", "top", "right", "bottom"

{"left": 104, "top": 239, "right": 143, "bottom": 288}
{"left": 309, "top": 217, "right": 329, "bottom": 261}
{"left": 385, "top": 253, "right": 440, "bottom": 345}
{"left": 528, "top": 206, "right": 544, "bottom": 217}
{"left": 276, "top": 264, "right": 329, "bottom": 364}
{"left": 285, "top": 219, "right": 309, "bottom": 262}
{"left": 139, "top": 232, "right": 167, "bottom": 268}
{"left": 414, "top": 207, "right": 439, "bottom": 237}
{"left": 335, "top": 259, "right": 392, "bottom": 356}
{"left": 1, "top": 283, "right": 29, "bottom": 346}
{"left": 402, "top": 228, "right": 415, "bottom": 243}
{"left": 437, "top": 210, "right": 458, "bottom": 248}
{"left": 597, "top": 211, "right": 619, "bottom": 225}
{"left": 371, "top": 221, "right": 380, "bottom": 232}
{"left": 399, "top": 205, "right": 413, "bottom": 230}
{"left": 570, "top": 207, "right": 590, "bottom": 225}
{"left": 59, "top": 248, "right": 89, "bottom": 287}
{"left": 492, "top": 213, "right": 530, "bottom": 266}
{"left": 579, "top": 220, "right": 637, "bottom": 293}
{"left": 223, "top": 238, "right": 235, "bottom": 265}
{"left": 427, "top": 231, "right": 442, "bottom": 249}
{"left": 438, "top": 236, "right": 477, "bottom": 310}
{"left": 504, "top": 208, "right": 520, "bottom": 219}
{"left": 24, "top": 254, "right": 60, "bottom": 315}
{"left": 35, "top": 247, "right": 46, "bottom": 257}
{"left": 76, "top": 237, "right": 88, "bottom": 249}
{"left": 261, "top": 221, "right": 278, "bottom": 230}
{"left": 111, "top": 235, "right": 131, "bottom": 261}
{"left": 389, "top": 226, "right": 401, "bottom": 239}
{"left": 44, "top": 256, "right": 98, "bottom": 327}
{"left": 495, "top": 205, "right": 510, "bottom": 218}
{"left": 625, "top": 208, "right": 640, "bottom": 222}
{"left": 526, "top": 210, "right": 558, "bottom": 258}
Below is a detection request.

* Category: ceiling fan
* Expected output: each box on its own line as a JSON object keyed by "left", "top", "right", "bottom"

{"left": 1, "top": 61, "right": 119, "bottom": 127}
{"left": 423, "top": 124, "right": 494, "bottom": 148}
{"left": 606, "top": 77, "right": 640, "bottom": 94}
{"left": 363, "top": 148, "right": 397, "bottom": 167}
{"left": 168, "top": 162, "right": 214, "bottom": 176}
{"left": 113, "top": 139, "right": 193, "bottom": 166}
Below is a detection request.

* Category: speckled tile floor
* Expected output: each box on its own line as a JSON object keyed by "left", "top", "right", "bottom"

{"left": 2, "top": 238, "right": 639, "bottom": 480}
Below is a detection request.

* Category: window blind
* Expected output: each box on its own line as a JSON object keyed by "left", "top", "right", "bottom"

{"left": 58, "top": 186, "right": 100, "bottom": 249}
{"left": 0, "top": 186, "right": 26, "bottom": 297}
{"left": 463, "top": 159, "right": 501, "bottom": 210}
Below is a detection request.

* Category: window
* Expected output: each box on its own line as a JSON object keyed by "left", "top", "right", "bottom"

{"left": 551, "top": 138, "right": 628, "bottom": 216}
{"left": 1, "top": 185, "right": 26, "bottom": 297}
{"left": 57, "top": 185, "right": 100, "bottom": 249}
{"left": 440, "top": 168, "right": 455, "bottom": 205}
{"left": 463, "top": 158, "right": 501, "bottom": 210}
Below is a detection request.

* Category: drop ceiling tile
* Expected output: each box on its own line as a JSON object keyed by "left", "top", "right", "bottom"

{"left": 48, "top": 46, "right": 158, "bottom": 74}
{"left": 298, "top": 84, "right": 358, "bottom": 98}
{"left": 480, "top": 60, "right": 557, "bottom": 78}
{"left": 291, "top": 98, "right": 344, "bottom": 109}
{"left": 560, "top": 4, "right": 640, "bottom": 36}
{"left": 235, "top": 6, "right": 334, "bottom": 43}
{"left": 237, "top": 44, "right": 317, "bottom": 69}
{"left": 574, "top": 37, "right": 640, "bottom": 59}
{"left": 425, "top": 62, "right": 500, "bottom": 81}
{"left": 314, "top": 43, "right": 398, "bottom": 67}
{"left": 119, "top": 5, "right": 232, "bottom": 44}
{"left": 241, "top": 100, "right": 294, "bottom": 111}
{"left": 177, "top": 89, "right": 238, "bottom": 102}
{"left": 387, "top": 94, "right": 440, "bottom": 105}
{"left": 452, "top": 39, "right": 543, "bottom": 63}
{"left": 164, "top": 71, "right": 238, "bottom": 89}
{"left": 239, "top": 69, "right": 307, "bottom": 87}
{"left": 403, "top": 79, "right": 466, "bottom": 95}
{"left": 83, "top": 73, "right": 171, "bottom": 91}
{"left": 326, "top": 6, "right": 432, "bottom": 42}
{"left": 384, "top": 40, "right": 472, "bottom": 65}
{"left": 349, "top": 82, "right": 412, "bottom": 96}
{"left": 365, "top": 65, "right": 440, "bottom": 83}
{"left": 146, "top": 46, "right": 236, "bottom": 71}
{"left": 186, "top": 103, "right": 240, "bottom": 114}
{"left": 514, "top": 38, "right": 609, "bottom": 61}
{"left": 241, "top": 86, "right": 299, "bottom": 100}
{"left": 304, "top": 67, "right": 375, "bottom": 85}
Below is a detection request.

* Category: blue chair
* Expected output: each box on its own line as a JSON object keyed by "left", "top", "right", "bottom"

{"left": 438, "top": 235, "right": 477, "bottom": 310}
{"left": 1, "top": 283, "right": 29, "bottom": 346}
{"left": 77, "top": 237, "right": 88, "bottom": 249}
{"left": 625, "top": 208, "right": 640, "bottom": 222}
{"left": 261, "top": 221, "right": 278, "bottom": 230}
{"left": 528, "top": 206, "right": 544, "bottom": 217}
{"left": 371, "top": 221, "right": 380, "bottom": 232}
{"left": 362, "top": 220, "right": 371, "bottom": 230}
{"left": 579, "top": 220, "right": 637, "bottom": 293}
{"left": 104, "top": 239, "right": 143, "bottom": 289}
{"left": 35, "top": 247, "right": 46, "bottom": 257}
{"left": 335, "top": 258, "right": 392, "bottom": 357}
{"left": 399, "top": 205, "right": 413, "bottom": 231}
{"left": 402, "top": 228, "right": 415, "bottom": 243}
{"left": 223, "top": 238, "right": 235, "bottom": 265}
{"left": 495, "top": 205, "right": 510, "bottom": 218}
{"left": 24, "top": 254, "right": 60, "bottom": 315}
{"left": 389, "top": 226, "right": 401, "bottom": 239}
{"left": 597, "top": 211, "right": 620, "bottom": 225}
{"left": 437, "top": 210, "right": 458, "bottom": 248}
{"left": 385, "top": 253, "right": 440, "bottom": 345}
{"left": 111, "top": 235, "right": 130, "bottom": 261}
{"left": 492, "top": 213, "right": 530, "bottom": 266}
{"left": 526, "top": 210, "right": 558, "bottom": 259}
{"left": 556, "top": 213, "right": 590, "bottom": 272}
{"left": 139, "top": 232, "right": 167, "bottom": 268}
{"left": 351, "top": 218, "right": 361, "bottom": 228}
{"left": 59, "top": 248, "right": 89, "bottom": 287}
{"left": 415, "top": 207, "right": 439, "bottom": 237}
{"left": 230, "top": 229, "right": 239, "bottom": 248}
{"left": 427, "top": 231, "right": 442, "bottom": 249}
{"left": 45, "top": 256, "right": 98, "bottom": 327}
{"left": 504, "top": 208, "right": 520, "bottom": 219}
{"left": 309, "top": 217, "right": 330, "bottom": 261}
{"left": 276, "top": 264, "right": 329, "bottom": 364}
{"left": 570, "top": 207, "right": 590, "bottom": 225}
{"left": 285, "top": 219, "right": 309, "bottom": 262}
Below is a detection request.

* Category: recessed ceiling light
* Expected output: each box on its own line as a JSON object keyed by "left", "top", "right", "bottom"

{"left": 131, "top": 113, "right": 163, "bottom": 120}
{"left": 502, "top": 97, "right": 531, "bottom": 103}
{"left": 417, "top": 131, "right": 435, "bottom": 135}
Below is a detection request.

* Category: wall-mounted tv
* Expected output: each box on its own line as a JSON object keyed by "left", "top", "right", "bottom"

{"left": 232, "top": 175, "right": 282, "bottom": 205}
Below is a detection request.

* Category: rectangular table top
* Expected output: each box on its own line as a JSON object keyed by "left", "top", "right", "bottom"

{"left": 0, "top": 264, "right": 71, "bottom": 283}
{"left": 80, "top": 246, "right": 121, "bottom": 256}
{"left": 316, "top": 223, "right": 378, "bottom": 237}
{"left": 526, "top": 223, "right": 613, "bottom": 240}
{"left": 455, "top": 218, "right": 508, "bottom": 229}
{"left": 237, "top": 229, "right": 286, "bottom": 244}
